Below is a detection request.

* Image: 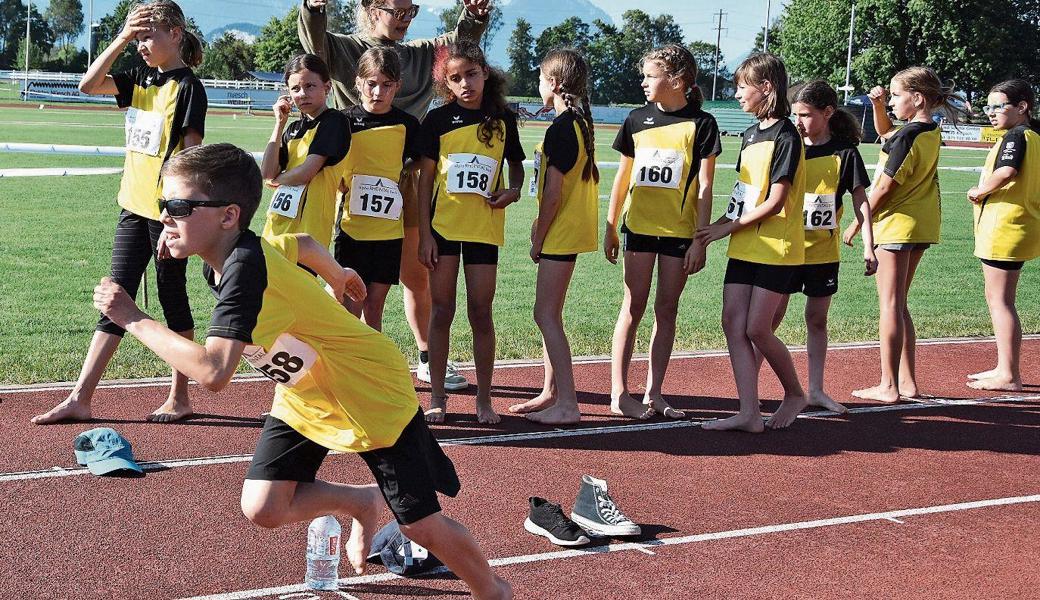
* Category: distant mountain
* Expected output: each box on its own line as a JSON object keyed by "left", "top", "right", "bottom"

{"left": 207, "top": 23, "right": 261, "bottom": 45}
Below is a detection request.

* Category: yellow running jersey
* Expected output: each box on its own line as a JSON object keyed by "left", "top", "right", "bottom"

{"left": 418, "top": 102, "right": 526, "bottom": 246}
{"left": 871, "top": 122, "right": 942, "bottom": 244}
{"left": 802, "top": 139, "right": 870, "bottom": 264}
{"left": 205, "top": 231, "right": 418, "bottom": 452}
{"left": 531, "top": 110, "right": 598, "bottom": 255}
{"left": 974, "top": 125, "right": 1040, "bottom": 262}
{"left": 338, "top": 105, "right": 421, "bottom": 241}
{"left": 262, "top": 108, "right": 349, "bottom": 250}
{"left": 113, "top": 66, "right": 207, "bottom": 220}
{"left": 727, "top": 119, "right": 806, "bottom": 266}
{"left": 612, "top": 103, "right": 722, "bottom": 238}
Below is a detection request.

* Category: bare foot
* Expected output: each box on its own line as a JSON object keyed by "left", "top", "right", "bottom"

{"left": 475, "top": 398, "right": 501, "bottom": 424}
{"left": 146, "top": 397, "right": 193, "bottom": 423}
{"left": 968, "top": 368, "right": 998, "bottom": 381}
{"left": 31, "top": 398, "right": 92, "bottom": 425}
{"left": 851, "top": 384, "right": 900, "bottom": 403}
{"left": 968, "top": 377, "right": 1023, "bottom": 392}
{"left": 701, "top": 413, "right": 764, "bottom": 433}
{"left": 610, "top": 392, "right": 653, "bottom": 420}
{"left": 425, "top": 395, "right": 447, "bottom": 424}
{"left": 508, "top": 393, "right": 555, "bottom": 414}
{"left": 898, "top": 380, "right": 920, "bottom": 399}
{"left": 525, "top": 401, "right": 580, "bottom": 425}
{"left": 766, "top": 394, "right": 809, "bottom": 429}
{"left": 807, "top": 390, "right": 848, "bottom": 414}
{"left": 644, "top": 394, "right": 685, "bottom": 419}
{"left": 345, "top": 485, "right": 383, "bottom": 575}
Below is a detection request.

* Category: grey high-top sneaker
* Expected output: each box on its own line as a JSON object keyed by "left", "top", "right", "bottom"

{"left": 570, "top": 474, "right": 641, "bottom": 536}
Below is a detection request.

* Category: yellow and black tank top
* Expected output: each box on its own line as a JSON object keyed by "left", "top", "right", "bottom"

{"left": 802, "top": 139, "right": 870, "bottom": 264}
{"left": 728, "top": 119, "right": 806, "bottom": 265}
{"left": 262, "top": 108, "right": 349, "bottom": 249}
{"left": 113, "top": 66, "right": 207, "bottom": 220}
{"left": 418, "top": 102, "right": 526, "bottom": 246}
{"left": 871, "top": 121, "right": 942, "bottom": 244}
{"left": 612, "top": 103, "right": 723, "bottom": 238}
{"left": 338, "top": 105, "right": 420, "bottom": 241}
{"left": 205, "top": 230, "right": 418, "bottom": 452}
{"left": 974, "top": 125, "right": 1040, "bottom": 262}
{"left": 531, "top": 110, "right": 598, "bottom": 255}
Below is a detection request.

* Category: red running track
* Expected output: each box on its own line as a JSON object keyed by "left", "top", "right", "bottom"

{"left": 0, "top": 337, "right": 1038, "bottom": 599}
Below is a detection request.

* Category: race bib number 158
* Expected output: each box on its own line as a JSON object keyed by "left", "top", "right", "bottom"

{"left": 243, "top": 333, "right": 317, "bottom": 387}
{"left": 446, "top": 153, "right": 498, "bottom": 198}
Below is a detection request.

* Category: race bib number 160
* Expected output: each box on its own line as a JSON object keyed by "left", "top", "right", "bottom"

{"left": 243, "top": 333, "right": 317, "bottom": 387}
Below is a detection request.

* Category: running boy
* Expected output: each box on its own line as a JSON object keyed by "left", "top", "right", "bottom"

{"left": 91, "top": 143, "right": 511, "bottom": 600}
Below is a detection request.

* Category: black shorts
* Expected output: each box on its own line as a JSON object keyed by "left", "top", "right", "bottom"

{"left": 792, "top": 262, "right": 840, "bottom": 297}
{"left": 538, "top": 253, "right": 577, "bottom": 262}
{"left": 246, "top": 411, "right": 460, "bottom": 526}
{"left": 981, "top": 258, "right": 1025, "bottom": 271}
{"left": 621, "top": 225, "right": 691, "bottom": 259}
{"left": 335, "top": 230, "right": 403, "bottom": 285}
{"left": 432, "top": 229, "right": 499, "bottom": 265}
{"left": 724, "top": 258, "right": 800, "bottom": 295}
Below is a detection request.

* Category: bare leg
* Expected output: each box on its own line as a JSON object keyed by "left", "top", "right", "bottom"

{"left": 804, "top": 296, "right": 847, "bottom": 414}
{"left": 970, "top": 264, "right": 1023, "bottom": 391}
{"left": 240, "top": 479, "right": 383, "bottom": 575}
{"left": 400, "top": 225, "right": 432, "bottom": 354}
{"left": 148, "top": 328, "right": 196, "bottom": 423}
{"left": 704, "top": 283, "right": 764, "bottom": 432}
{"left": 643, "top": 254, "right": 689, "bottom": 418}
{"left": 32, "top": 331, "right": 121, "bottom": 424}
{"left": 753, "top": 294, "right": 789, "bottom": 372}
{"left": 401, "top": 513, "right": 512, "bottom": 600}
{"left": 508, "top": 340, "right": 556, "bottom": 414}
{"left": 527, "top": 259, "right": 581, "bottom": 425}
{"left": 740, "top": 288, "right": 806, "bottom": 429}
{"left": 463, "top": 263, "right": 500, "bottom": 424}
{"left": 853, "top": 248, "right": 908, "bottom": 403}
{"left": 426, "top": 256, "right": 461, "bottom": 423}
{"left": 609, "top": 251, "right": 655, "bottom": 419}
{"left": 897, "top": 248, "right": 926, "bottom": 398}
{"left": 360, "top": 282, "right": 392, "bottom": 332}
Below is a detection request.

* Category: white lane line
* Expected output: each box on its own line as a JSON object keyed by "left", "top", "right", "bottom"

{"left": 178, "top": 492, "right": 1040, "bottom": 600}
{"left": 4, "top": 335, "right": 1034, "bottom": 395}
{"left": 0, "top": 167, "right": 123, "bottom": 177}
{"left": 3, "top": 393, "right": 1036, "bottom": 483}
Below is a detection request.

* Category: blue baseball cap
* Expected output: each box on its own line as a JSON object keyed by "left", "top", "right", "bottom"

{"left": 368, "top": 521, "right": 443, "bottom": 577}
{"left": 73, "top": 428, "right": 143, "bottom": 476}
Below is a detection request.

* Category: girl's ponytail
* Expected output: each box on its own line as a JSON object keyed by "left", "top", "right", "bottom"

{"left": 892, "top": 67, "right": 966, "bottom": 125}
{"left": 541, "top": 47, "right": 598, "bottom": 182}
{"left": 180, "top": 29, "right": 204, "bottom": 68}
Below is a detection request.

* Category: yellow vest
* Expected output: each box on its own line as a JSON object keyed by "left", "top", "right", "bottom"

{"left": 974, "top": 125, "right": 1040, "bottom": 262}
{"left": 532, "top": 111, "right": 599, "bottom": 255}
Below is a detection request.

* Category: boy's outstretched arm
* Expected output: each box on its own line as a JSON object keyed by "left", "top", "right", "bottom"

{"left": 94, "top": 277, "right": 245, "bottom": 391}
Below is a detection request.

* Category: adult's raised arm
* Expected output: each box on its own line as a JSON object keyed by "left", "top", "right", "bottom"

{"left": 298, "top": 0, "right": 332, "bottom": 62}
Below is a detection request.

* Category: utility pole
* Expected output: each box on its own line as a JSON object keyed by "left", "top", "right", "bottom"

{"left": 763, "top": 0, "right": 771, "bottom": 52}
{"left": 711, "top": 10, "right": 727, "bottom": 102}
{"left": 88, "top": 0, "right": 94, "bottom": 67}
{"left": 24, "top": 0, "right": 32, "bottom": 88}
{"left": 842, "top": 2, "right": 857, "bottom": 103}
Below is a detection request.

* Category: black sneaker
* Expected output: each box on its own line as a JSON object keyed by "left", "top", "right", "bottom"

{"left": 570, "top": 475, "right": 641, "bottom": 537}
{"left": 524, "top": 497, "right": 591, "bottom": 546}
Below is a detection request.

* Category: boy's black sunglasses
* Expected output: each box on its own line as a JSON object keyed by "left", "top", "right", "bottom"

{"left": 160, "top": 198, "right": 234, "bottom": 218}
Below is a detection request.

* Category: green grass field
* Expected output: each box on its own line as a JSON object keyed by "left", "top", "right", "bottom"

{"left": 1, "top": 104, "right": 1036, "bottom": 384}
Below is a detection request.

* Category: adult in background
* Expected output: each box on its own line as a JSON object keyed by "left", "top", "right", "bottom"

{"left": 299, "top": 0, "right": 491, "bottom": 391}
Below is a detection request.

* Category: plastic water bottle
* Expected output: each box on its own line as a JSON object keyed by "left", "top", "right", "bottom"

{"left": 306, "top": 515, "right": 341, "bottom": 590}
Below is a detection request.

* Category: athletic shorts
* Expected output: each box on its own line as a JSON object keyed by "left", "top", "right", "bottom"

{"left": 981, "top": 258, "right": 1025, "bottom": 271}
{"left": 875, "top": 242, "right": 931, "bottom": 252}
{"left": 247, "top": 410, "right": 460, "bottom": 525}
{"left": 335, "top": 230, "right": 403, "bottom": 285}
{"left": 538, "top": 253, "right": 577, "bottom": 262}
{"left": 432, "top": 229, "right": 499, "bottom": 265}
{"left": 792, "top": 262, "right": 840, "bottom": 297}
{"left": 724, "top": 258, "right": 800, "bottom": 295}
{"left": 621, "top": 226, "right": 691, "bottom": 259}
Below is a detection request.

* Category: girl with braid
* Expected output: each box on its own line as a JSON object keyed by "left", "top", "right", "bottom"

{"left": 604, "top": 44, "right": 722, "bottom": 420}
{"left": 508, "top": 48, "right": 599, "bottom": 425}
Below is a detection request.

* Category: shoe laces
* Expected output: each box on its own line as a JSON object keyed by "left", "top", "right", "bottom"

{"left": 595, "top": 489, "right": 629, "bottom": 525}
{"left": 446, "top": 361, "right": 460, "bottom": 376}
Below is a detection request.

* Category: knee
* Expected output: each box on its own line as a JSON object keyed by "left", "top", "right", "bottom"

{"left": 240, "top": 498, "right": 285, "bottom": 529}
{"left": 623, "top": 296, "right": 648, "bottom": 319}
{"left": 721, "top": 309, "right": 742, "bottom": 336}
{"left": 805, "top": 309, "right": 828, "bottom": 333}
{"left": 467, "top": 302, "right": 493, "bottom": 329}
{"left": 745, "top": 321, "right": 775, "bottom": 345}
{"left": 430, "top": 300, "right": 456, "bottom": 324}
{"left": 533, "top": 305, "right": 560, "bottom": 330}
{"left": 653, "top": 300, "right": 679, "bottom": 325}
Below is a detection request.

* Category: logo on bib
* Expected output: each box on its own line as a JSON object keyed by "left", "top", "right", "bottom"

{"left": 451, "top": 115, "right": 463, "bottom": 124}
{"left": 643, "top": 117, "right": 655, "bottom": 125}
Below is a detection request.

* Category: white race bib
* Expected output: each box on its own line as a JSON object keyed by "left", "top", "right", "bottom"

{"left": 725, "top": 180, "right": 763, "bottom": 220}
{"left": 243, "top": 333, "right": 317, "bottom": 387}
{"left": 125, "top": 107, "right": 163, "bottom": 156}
{"left": 803, "top": 193, "right": 837, "bottom": 230}
{"left": 268, "top": 184, "right": 305, "bottom": 219}
{"left": 528, "top": 150, "right": 543, "bottom": 197}
{"left": 349, "top": 175, "right": 403, "bottom": 220}
{"left": 446, "top": 153, "right": 498, "bottom": 198}
{"left": 632, "top": 148, "right": 684, "bottom": 189}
